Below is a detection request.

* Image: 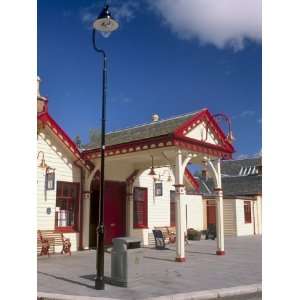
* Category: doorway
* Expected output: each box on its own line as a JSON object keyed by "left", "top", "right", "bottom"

{"left": 89, "top": 173, "right": 126, "bottom": 247}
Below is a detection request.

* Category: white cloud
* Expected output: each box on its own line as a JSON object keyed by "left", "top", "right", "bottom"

{"left": 236, "top": 150, "right": 261, "bottom": 160}
{"left": 149, "top": 0, "right": 261, "bottom": 50}
{"left": 240, "top": 110, "right": 256, "bottom": 118}
{"left": 110, "top": 1, "right": 139, "bottom": 23}
{"left": 80, "top": 1, "right": 139, "bottom": 28}
{"left": 232, "top": 110, "right": 256, "bottom": 119}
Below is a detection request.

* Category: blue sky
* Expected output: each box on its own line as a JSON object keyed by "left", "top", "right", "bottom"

{"left": 38, "top": 0, "right": 261, "bottom": 159}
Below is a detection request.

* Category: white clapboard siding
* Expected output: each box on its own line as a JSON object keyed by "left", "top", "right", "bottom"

{"left": 131, "top": 167, "right": 203, "bottom": 245}
{"left": 235, "top": 199, "right": 255, "bottom": 236}
{"left": 223, "top": 199, "right": 237, "bottom": 237}
{"left": 37, "top": 128, "right": 81, "bottom": 241}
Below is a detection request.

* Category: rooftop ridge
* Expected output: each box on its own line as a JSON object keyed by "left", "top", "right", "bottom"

{"left": 222, "top": 156, "right": 262, "bottom": 162}
{"left": 105, "top": 109, "right": 205, "bottom": 135}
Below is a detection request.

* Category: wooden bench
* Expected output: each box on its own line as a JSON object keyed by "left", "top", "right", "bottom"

{"left": 38, "top": 230, "right": 71, "bottom": 256}
{"left": 37, "top": 230, "right": 51, "bottom": 256}
{"left": 154, "top": 226, "right": 188, "bottom": 246}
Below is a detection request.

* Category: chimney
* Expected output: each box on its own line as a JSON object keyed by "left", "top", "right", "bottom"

{"left": 37, "top": 76, "right": 47, "bottom": 113}
{"left": 151, "top": 113, "right": 160, "bottom": 122}
{"left": 37, "top": 76, "right": 41, "bottom": 98}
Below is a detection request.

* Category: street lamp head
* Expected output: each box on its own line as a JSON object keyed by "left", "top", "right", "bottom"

{"left": 93, "top": 5, "right": 119, "bottom": 37}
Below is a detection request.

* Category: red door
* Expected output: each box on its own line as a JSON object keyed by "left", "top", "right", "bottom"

{"left": 207, "top": 201, "right": 216, "bottom": 225}
{"left": 104, "top": 181, "right": 126, "bottom": 245}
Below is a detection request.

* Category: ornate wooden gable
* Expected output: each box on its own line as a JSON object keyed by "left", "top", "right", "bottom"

{"left": 174, "top": 109, "right": 234, "bottom": 154}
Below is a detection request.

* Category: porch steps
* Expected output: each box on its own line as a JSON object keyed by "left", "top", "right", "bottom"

{"left": 148, "top": 232, "right": 155, "bottom": 247}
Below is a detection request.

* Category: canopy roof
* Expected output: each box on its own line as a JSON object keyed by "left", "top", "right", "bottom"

{"left": 85, "top": 111, "right": 199, "bottom": 149}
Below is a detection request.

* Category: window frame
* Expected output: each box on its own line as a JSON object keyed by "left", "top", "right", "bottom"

{"left": 170, "top": 190, "right": 176, "bottom": 226}
{"left": 133, "top": 187, "right": 148, "bottom": 229}
{"left": 155, "top": 182, "right": 163, "bottom": 197}
{"left": 55, "top": 181, "right": 80, "bottom": 232}
{"left": 244, "top": 200, "right": 252, "bottom": 224}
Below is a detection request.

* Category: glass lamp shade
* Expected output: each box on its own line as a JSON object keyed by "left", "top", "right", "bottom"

{"left": 93, "top": 5, "right": 119, "bottom": 34}
{"left": 148, "top": 167, "right": 156, "bottom": 176}
{"left": 39, "top": 158, "right": 48, "bottom": 169}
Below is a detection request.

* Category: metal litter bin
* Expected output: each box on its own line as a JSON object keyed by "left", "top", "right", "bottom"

{"left": 111, "top": 237, "right": 143, "bottom": 287}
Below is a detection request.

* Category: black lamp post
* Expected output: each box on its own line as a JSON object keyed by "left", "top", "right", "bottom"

{"left": 92, "top": 3, "right": 119, "bottom": 290}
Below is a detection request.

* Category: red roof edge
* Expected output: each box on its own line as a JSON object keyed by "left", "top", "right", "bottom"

{"left": 184, "top": 168, "right": 200, "bottom": 191}
{"left": 38, "top": 112, "right": 83, "bottom": 161}
{"left": 173, "top": 108, "right": 235, "bottom": 153}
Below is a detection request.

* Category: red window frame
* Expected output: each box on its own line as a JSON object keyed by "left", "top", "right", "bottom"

{"left": 133, "top": 187, "right": 148, "bottom": 228}
{"left": 170, "top": 190, "right": 176, "bottom": 226}
{"left": 244, "top": 201, "right": 252, "bottom": 224}
{"left": 55, "top": 181, "right": 80, "bottom": 232}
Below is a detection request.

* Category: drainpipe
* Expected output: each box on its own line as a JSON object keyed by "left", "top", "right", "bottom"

{"left": 253, "top": 199, "right": 256, "bottom": 235}
{"left": 74, "top": 159, "right": 84, "bottom": 250}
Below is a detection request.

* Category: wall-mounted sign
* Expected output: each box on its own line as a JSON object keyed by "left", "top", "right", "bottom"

{"left": 45, "top": 169, "right": 55, "bottom": 190}
{"left": 46, "top": 207, "right": 51, "bottom": 215}
{"left": 155, "top": 182, "right": 163, "bottom": 196}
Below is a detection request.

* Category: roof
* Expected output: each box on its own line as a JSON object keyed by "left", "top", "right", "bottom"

{"left": 197, "top": 174, "right": 262, "bottom": 197}
{"left": 38, "top": 112, "right": 89, "bottom": 169}
{"left": 221, "top": 157, "right": 262, "bottom": 176}
{"left": 84, "top": 111, "right": 200, "bottom": 150}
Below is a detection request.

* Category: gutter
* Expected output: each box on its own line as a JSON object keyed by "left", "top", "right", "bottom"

{"left": 74, "top": 159, "right": 84, "bottom": 250}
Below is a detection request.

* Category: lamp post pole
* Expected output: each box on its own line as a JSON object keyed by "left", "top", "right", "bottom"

{"left": 92, "top": 4, "right": 119, "bottom": 290}
{"left": 93, "top": 32, "right": 107, "bottom": 290}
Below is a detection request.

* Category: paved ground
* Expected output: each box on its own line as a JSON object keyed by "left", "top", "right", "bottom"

{"left": 38, "top": 236, "right": 261, "bottom": 299}
{"left": 221, "top": 293, "right": 262, "bottom": 300}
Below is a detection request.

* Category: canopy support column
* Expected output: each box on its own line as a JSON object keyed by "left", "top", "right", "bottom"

{"left": 207, "top": 158, "right": 225, "bottom": 255}
{"left": 174, "top": 150, "right": 193, "bottom": 262}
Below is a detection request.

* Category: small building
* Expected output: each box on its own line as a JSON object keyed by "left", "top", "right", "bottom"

{"left": 199, "top": 158, "right": 262, "bottom": 237}
{"left": 37, "top": 77, "right": 234, "bottom": 259}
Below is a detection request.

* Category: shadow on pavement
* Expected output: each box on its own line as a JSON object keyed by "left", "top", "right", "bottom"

{"left": 144, "top": 256, "right": 176, "bottom": 263}
{"left": 38, "top": 271, "right": 94, "bottom": 289}
{"left": 80, "top": 274, "right": 113, "bottom": 285}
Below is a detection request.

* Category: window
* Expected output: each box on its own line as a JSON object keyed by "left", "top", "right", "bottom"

{"left": 133, "top": 187, "right": 148, "bottom": 228}
{"left": 55, "top": 181, "right": 79, "bottom": 231}
{"left": 155, "top": 182, "right": 163, "bottom": 196}
{"left": 244, "top": 201, "right": 252, "bottom": 223}
{"left": 170, "top": 190, "right": 176, "bottom": 226}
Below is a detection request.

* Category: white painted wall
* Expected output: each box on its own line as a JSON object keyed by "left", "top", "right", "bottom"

{"left": 223, "top": 199, "right": 236, "bottom": 237}
{"left": 184, "top": 195, "right": 204, "bottom": 231}
{"left": 37, "top": 128, "right": 81, "bottom": 251}
{"left": 186, "top": 121, "right": 220, "bottom": 145}
{"left": 235, "top": 199, "right": 255, "bottom": 236}
{"left": 253, "top": 196, "right": 262, "bottom": 235}
{"left": 131, "top": 167, "right": 203, "bottom": 246}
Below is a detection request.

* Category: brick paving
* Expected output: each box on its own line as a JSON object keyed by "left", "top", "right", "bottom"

{"left": 37, "top": 236, "right": 261, "bottom": 299}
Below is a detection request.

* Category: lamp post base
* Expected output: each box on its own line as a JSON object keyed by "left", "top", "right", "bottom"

{"left": 95, "top": 277, "right": 105, "bottom": 290}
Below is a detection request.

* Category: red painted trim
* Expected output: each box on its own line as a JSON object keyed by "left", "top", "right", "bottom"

{"left": 133, "top": 187, "right": 148, "bottom": 229}
{"left": 82, "top": 134, "right": 174, "bottom": 159}
{"left": 38, "top": 112, "right": 90, "bottom": 170}
{"left": 174, "top": 135, "right": 233, "bottom": 154}
{"left": 55, "top": 181, "right": 80, "bottom": 233}
{"left": 173, "top": 137, "right": 233, "bottom": 159}
{"left": 81, "top": 118, "right": 234, "bottom": 160}
{"left": 184, "top": 168, "right": 200, "bottom": 191}
{"left": 216, "top": 250, "right": 226, "bottom": 256}
{"left": 38, "top": 112, "right": 81, "bottom": 156}
{"left": 175, "top": 257, "right": 186, "bottom": 262}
